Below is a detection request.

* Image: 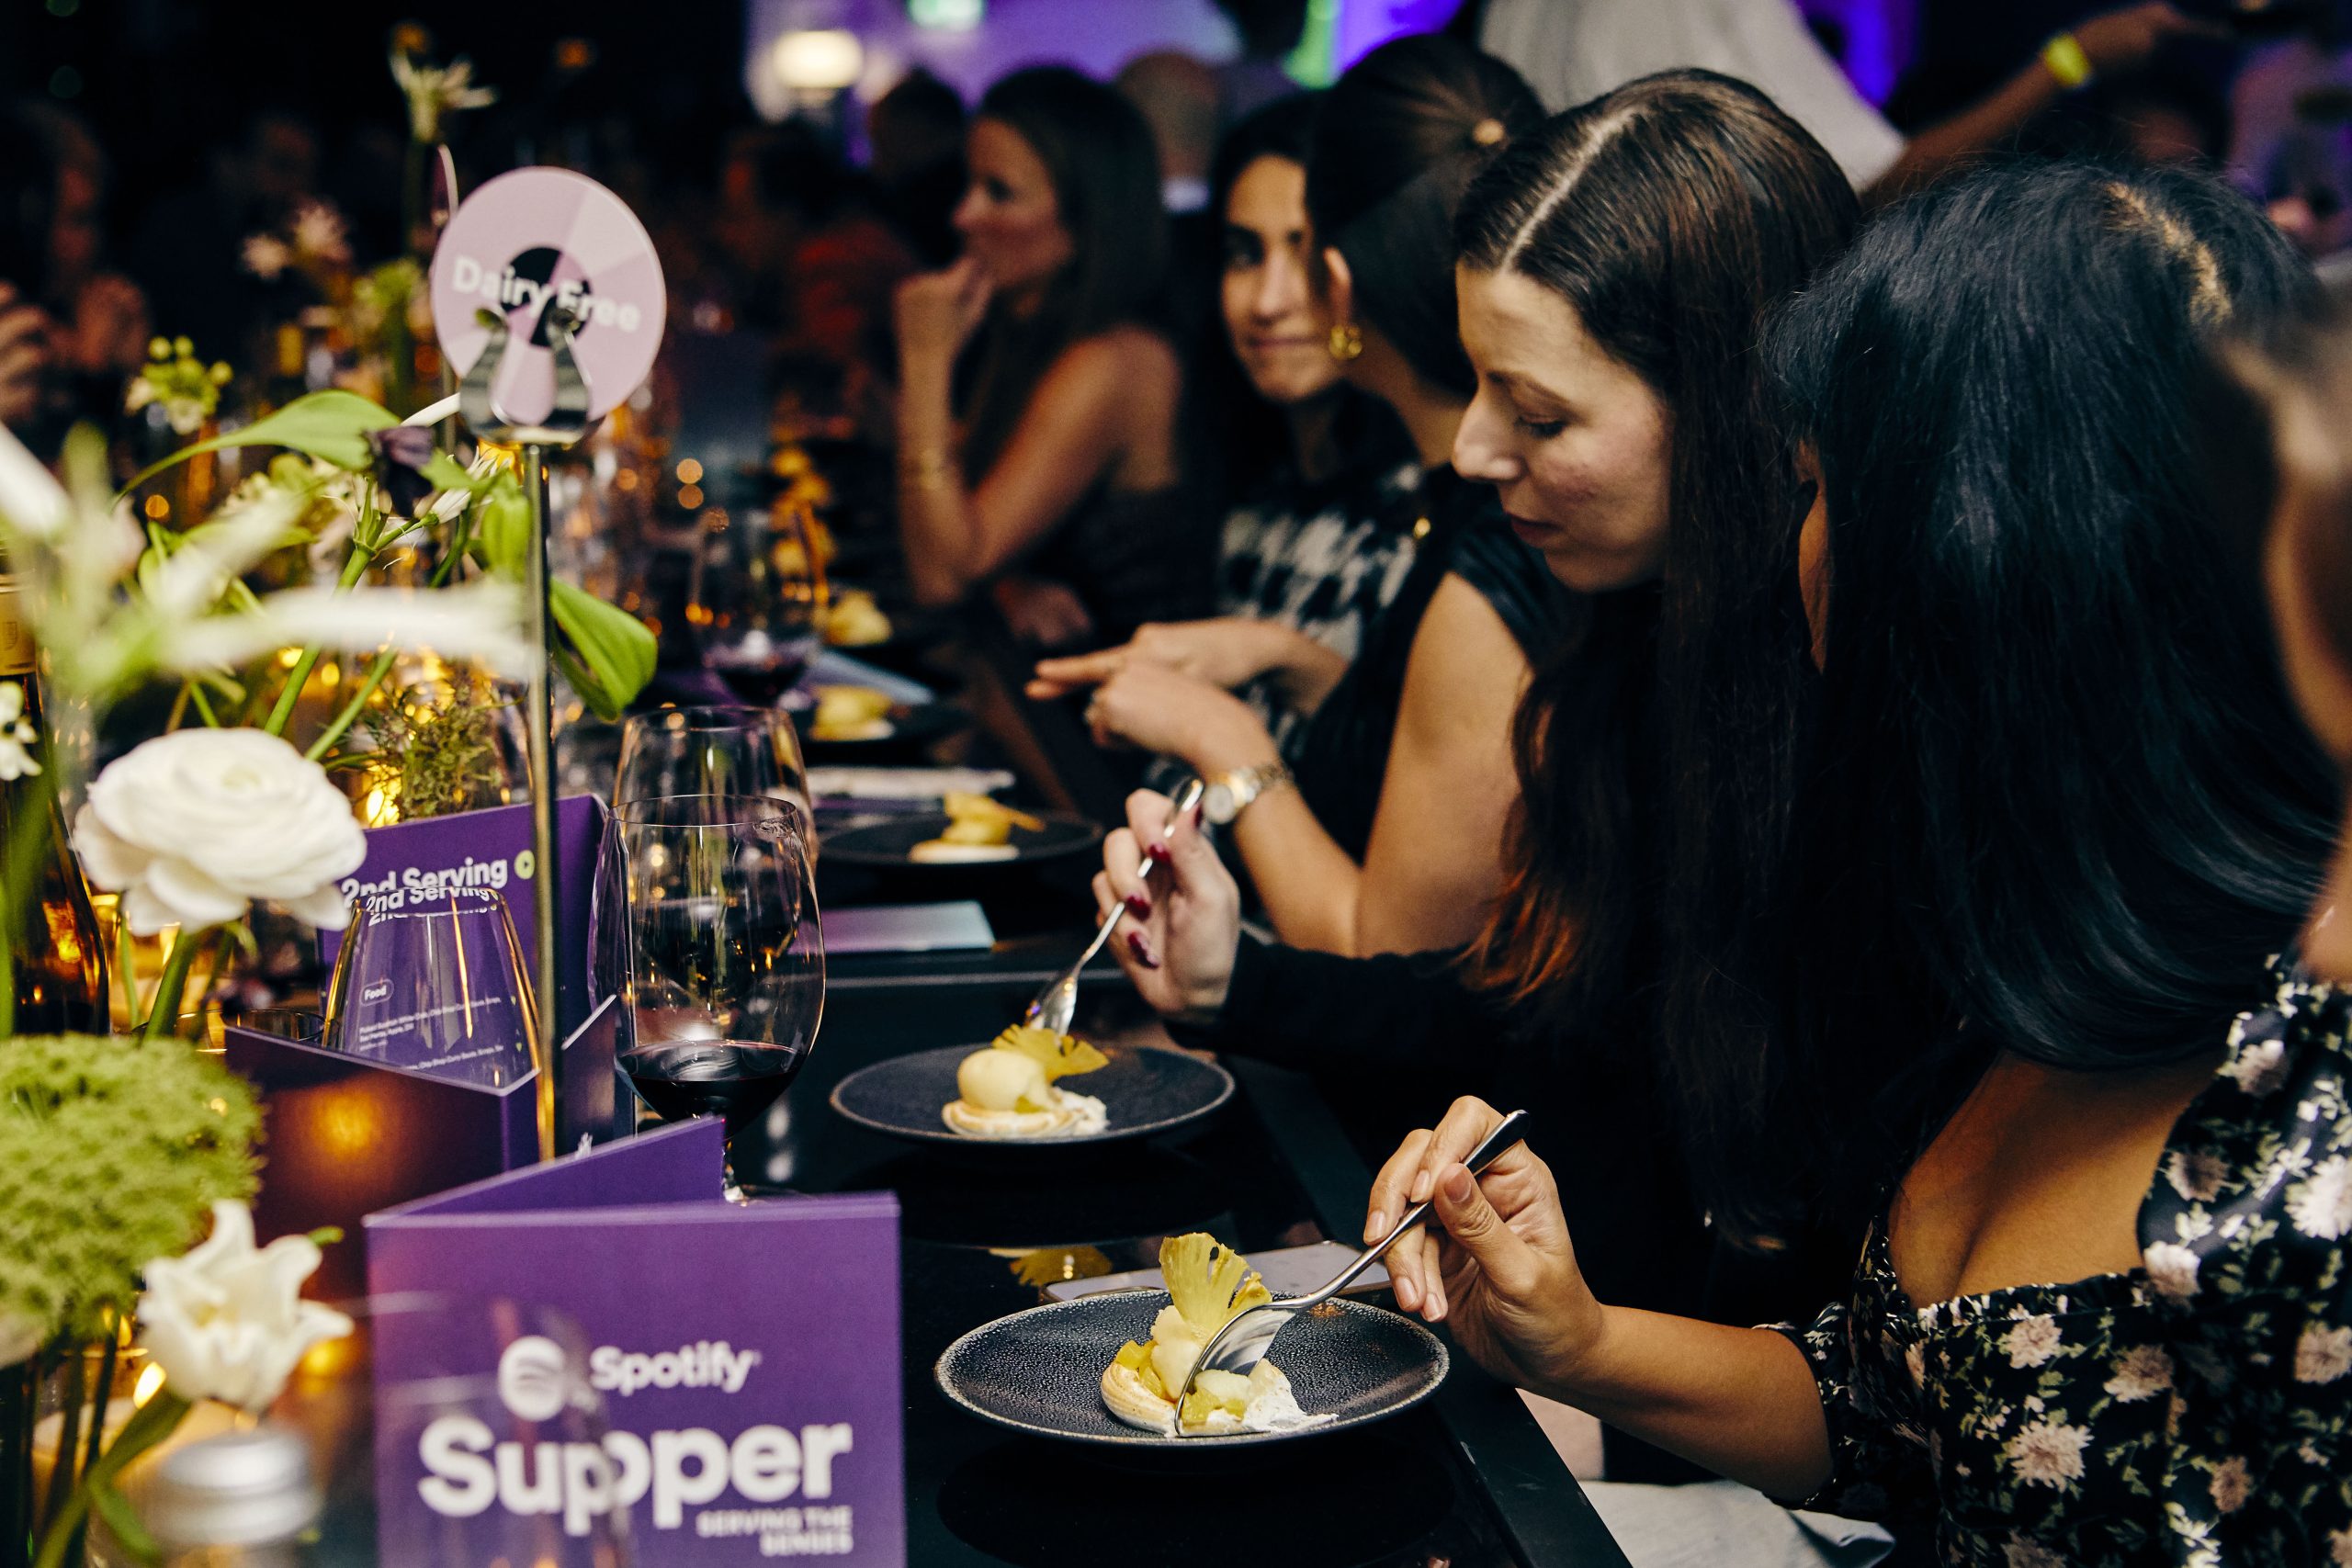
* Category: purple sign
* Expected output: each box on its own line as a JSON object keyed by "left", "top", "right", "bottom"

{"left": 366, "top": 1122, "right": 906, "bottom": 1565}
{"left": 326, "top": 795, "right": 607, "bottom": 1042}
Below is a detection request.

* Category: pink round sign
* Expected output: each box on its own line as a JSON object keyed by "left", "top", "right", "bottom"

{"left": 430, "top": 167, "right": 665, "bottom": 425}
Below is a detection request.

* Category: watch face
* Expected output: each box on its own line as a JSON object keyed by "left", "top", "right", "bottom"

{"left": 1202, "top": 783, "right": 1238, "bottom": 825}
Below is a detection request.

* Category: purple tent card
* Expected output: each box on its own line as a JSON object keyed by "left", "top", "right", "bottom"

{"left": 366, "top": 1121, "right": 907, "bottom": 1566}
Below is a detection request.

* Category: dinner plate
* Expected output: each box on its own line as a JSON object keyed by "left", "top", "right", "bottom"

{"left": 816, "top": 810, "right": 1102, "bottom": 869}
{"left": 935, "top": 1292, "right": 1447, "bottom": 1450}
{"left": 800, "top": 700, "right": 969, "bottom": 754}
{"left": 829, "top": 1043, "right": 1233, "bottom": 1149}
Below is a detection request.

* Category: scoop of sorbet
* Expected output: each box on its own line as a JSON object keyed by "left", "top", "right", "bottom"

{"left": 956, "top": 1048, "right": 1050, "bottom": 1111}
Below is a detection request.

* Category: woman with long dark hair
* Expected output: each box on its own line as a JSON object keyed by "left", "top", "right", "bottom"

{"left": 1091, "top": 76, "right": 1862, "bottom": 1487}
{"left": 1371, "top": 163, "right": 2347, "bottom": 1563}
{"left": 1035, "top": 35, "right": 1573, "bottom": 956}
{"left": 894, "top": 65, "right": 1204, "bottom": 647}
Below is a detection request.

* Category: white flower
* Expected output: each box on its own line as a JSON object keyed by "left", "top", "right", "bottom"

{"left": 2006, "top": 1537, "right": 2068, "bottom": 1568}
{"left": 2005, "top": 1313, "right": 2064, "bottom": 1369}
{"left": 241, "top": 233, "right": 292, "bottom": 281}
{"left": 74, "top": 728, "right": 366, "bottom": 935}
{"left": 2144, "top": 1240, "right": 2202, "bottom": 1299}
{"left": 2103, "top": 1345, "right": 2173, "bottom": 1402}
{"left": 2210, "top": 1454, "right": 2251, "bottom": 1514}
{"left": 290, "top": 201, "right": 351, "bottom": 268}
{"left": 2167, "top": 1147, "right": 2228, "bottom": 1202}
{"left": 2290, "top": 1156, "right": 2352, "bottom": 1240}
{"left": 2295, "top": 1322, "right": 2352, "bottom": 1383}
{"left": 390, "top": 52, "right": 497, "bottom": 143}
{"left": 2002, "top": 1417, "right": 2092, "bottom": 1488}
{"left": 2329, "top": 1525, "right": 2352, "bottom": 1565}
{"left": 0, "top": 682, "right": 39, "bottom": 782}
{"left": 157, "top": 577, "right": 535, "bottom": 683}
{"left": 0, "top": 421, "right": 69, "bottom": 540}
{"left": 138, "top": 1201, "right": 352, "bottom": 1413}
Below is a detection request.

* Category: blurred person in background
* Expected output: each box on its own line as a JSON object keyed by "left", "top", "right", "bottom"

{"left": 895, "top": 65, "right": 1206, "bottom": 649}
{"left": 1035, "top": 36, "right": 1570, "bottom": 957}
{"left": 867, "top": 68, "right": 967, "bottom": 269}
{"left": 1471, "top": 0, "right": 2225, "bottom": 195}
{"left": 1118, "top": 49, "right": 1225, "bottom": 355}
{"left": 1214, "top": 0, "right": 1313, "bottom": 125}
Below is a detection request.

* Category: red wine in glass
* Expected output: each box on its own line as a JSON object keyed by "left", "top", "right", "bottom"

{"left": 704, "top": 635, "right": 818, "bottom": 706}
{"left": 619, "top": 1038, "right": 809, "bottom": 1139}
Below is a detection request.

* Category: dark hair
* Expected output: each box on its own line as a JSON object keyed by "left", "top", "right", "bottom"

{"left": 0, "top": 107, "right": 58, "bottom": 299}
{"left": 1760, "top": 162, "right": 2339, "bottom": 1236}
{"left": 1306, "top": 34, "right": 1541, "bottom": 397}
{"left": 1455, "top": 76, "right": 1859, "bottom": 1205}
{"left": 958, "top": 66, "right": 1171, "bottom": 473}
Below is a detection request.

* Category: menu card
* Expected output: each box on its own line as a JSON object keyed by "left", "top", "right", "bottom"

{"left": 367, "top": 1121, "right": 906, "bottom": 1564}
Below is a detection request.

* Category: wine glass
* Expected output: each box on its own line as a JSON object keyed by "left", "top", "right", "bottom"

{"left": 688, "top": 497, "right": 826, "bottom": 706}
{"left": 322, "top": 886, "right": 540, "bottom": 1089}
{"left": 612, "top": 705, "right": 810, "bottom": 827}
{"left": 611, "top": 795, "right": 824, "bottom": 1170}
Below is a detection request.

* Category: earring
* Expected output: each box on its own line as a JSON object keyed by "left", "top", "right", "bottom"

{"left": 1327, "top": 321, "right": 1363, "bottom": 363}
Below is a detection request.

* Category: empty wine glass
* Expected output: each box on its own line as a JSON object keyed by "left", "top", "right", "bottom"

{"left": 612, "top": 705, "right": 810, "bottom": 826}
{"left": 611, "top": 795, "right": 824, "bottom": 1170}
{"left": 322, "top": 886, "right": 541, "bottom": 1089}
{"left": 688, "top": 497, "right": 826, "bottom": 706}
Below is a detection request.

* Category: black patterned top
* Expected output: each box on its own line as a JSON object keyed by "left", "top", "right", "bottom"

{"left": 1775, "top": 958, "right": 2352, "bottom": 1565}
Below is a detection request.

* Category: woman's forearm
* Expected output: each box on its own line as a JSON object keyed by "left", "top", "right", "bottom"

{"left": 1261, "top": 628, "right": 1350, "bottom": 716}
{"left": 1229, "top": 786, "right": 1373, "bottom": 954}
{"left": 1869, "top": 55, "right": 2063, "bottom": 203}
{"left": 1550, "top": 1308, "right": 1834, "bottom": 1501}
{"left": 897, "top": 354, "right": 978, "bottom": 605}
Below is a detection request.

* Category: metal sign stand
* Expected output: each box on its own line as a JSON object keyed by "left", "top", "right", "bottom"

{"left": 456, "top": 299, "right": 593, "bottom": 1161}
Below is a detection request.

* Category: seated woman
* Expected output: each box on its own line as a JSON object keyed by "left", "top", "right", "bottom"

{"left": 1089, "top": 72, "right": 1862, "bottom": 1479}
{"left": 1032, "top": 35, "right": 1568, "bottom": 956}
{"left": 1366, "top": 164, "right": 2346, "bottom": 1563}
{"left": 894, "top": 66, "right": 1208, "bottom": 649}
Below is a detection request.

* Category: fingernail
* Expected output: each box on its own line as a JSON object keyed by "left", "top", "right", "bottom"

{"left": 1442, "top": 1167, "right": 1475, "bottom": 1204}
{"left": 1125, "top": 893, "right": 1151, "bottom": 919}
{"left": 1146, "top": 840, "right": 1171, "bottom": 863}
{"left": 1395, "top": 1276, "right": 1418, "bottom": 1310}
{"left": 1409, "top": 1171, "right": 1433, "bottom": 1204}
{"left": 1126, "top": 931, "right": 1161, "bottom": 969}
{"left": 1364, "top": 1210, "right": 1386, "bottom": 1242}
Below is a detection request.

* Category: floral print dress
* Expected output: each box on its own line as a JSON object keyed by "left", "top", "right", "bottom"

{"left": 1776, "top": 959, "right": 2352, "bottom": 1565}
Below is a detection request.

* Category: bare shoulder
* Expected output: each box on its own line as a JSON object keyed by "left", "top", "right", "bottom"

{"left": 1398, "top": 572, "right": 1530, "bottom": 726}
{"left": 1049, "top": 325, "right": 1181, "bottom": 393}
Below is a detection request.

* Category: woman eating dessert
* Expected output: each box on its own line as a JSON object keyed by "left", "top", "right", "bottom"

{"left": 1365, "top": 162, "right": 2346, "bottom": 1564}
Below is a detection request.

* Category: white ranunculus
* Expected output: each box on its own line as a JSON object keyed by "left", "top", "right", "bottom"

{"left": 74, "top": 728, "right": 367, "bottom": 936}
{"left": 139, "top": 1201, "right": 353, "bottom": 1413}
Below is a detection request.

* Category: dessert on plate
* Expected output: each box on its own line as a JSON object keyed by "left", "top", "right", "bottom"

{"left": 820, "top": 589, "right": 893, "bottom": 648}
{"left": 942, "top": 1024, "right": 1108, "bottom": 1138}
{"left": 810, "top": 685, "right": 897, "bottom": 742}
{"left": 909, "top": 791, "right": 1040, "bottom": 864}
{"left": 1100, "top": 1233, "right": 1328, "bottom": 1437}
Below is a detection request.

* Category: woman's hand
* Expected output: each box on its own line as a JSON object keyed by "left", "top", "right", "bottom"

{"left": 0, "top": 283, "right": 51, "bottom": 432}
{"left": 1029, "top": 617, "right": 1306, "bottom": 699}
{"left": 1368, "top": 1097, "right": 1604, "bottom": 1396}
{"left": 894, "top": 256, "right": 992, "bottom": 368}
{"left": 1076, "top": 660, "right": 1279, "bottom": 772}
{"left": 1093, "top": 788, "right": 1241, "bottom": 1022}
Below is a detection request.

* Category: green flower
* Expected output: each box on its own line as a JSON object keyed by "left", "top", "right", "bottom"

{"left": 0, "top": 1034, "right": 260, "bottom": 1346}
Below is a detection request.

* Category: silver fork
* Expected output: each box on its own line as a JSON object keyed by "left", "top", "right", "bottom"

{"left": 1171, "top": 1108, "right": 1532, "bottom": 1429}
{"left": 1022, "top": 777, "right": 1205, "bottom": 1037}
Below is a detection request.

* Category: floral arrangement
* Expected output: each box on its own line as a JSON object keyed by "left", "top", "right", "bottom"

{"left": 122, "top": 339, "right": 232, "bottom": 438}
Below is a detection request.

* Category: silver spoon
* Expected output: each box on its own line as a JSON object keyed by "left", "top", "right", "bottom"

{"left": 1171, "top": 1108, "right": 1532, "bottom": 1432}
{"left": 1021, "top": 777, "right": 1205, "bottom": 1038}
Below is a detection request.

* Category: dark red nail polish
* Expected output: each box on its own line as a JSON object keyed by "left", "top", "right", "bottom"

{"left": 1146, "top": 840, "right": 1171, "bottom": 863}
{"left": 1125, "top": 893, "right": 1151, "bottom": 919}
{"left": 1190, "top": 801, "right": 1204, "bottom": 829}
{"left": 1126, "top": 931, "right": 1161, "bottom": 969}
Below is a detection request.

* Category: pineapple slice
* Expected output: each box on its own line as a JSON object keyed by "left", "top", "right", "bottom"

{"left": 992, "top": 1024, "right": 1107, "bottom": 1083}
{"left": 1177, "top": 1369, "right": 1255, "bottom": 1431}
{"left": 1161, "top": 1233, "right": 1272, "bottom": 1342}
{"left": 943, "top": 791, "right": 1045, "bottom": 833}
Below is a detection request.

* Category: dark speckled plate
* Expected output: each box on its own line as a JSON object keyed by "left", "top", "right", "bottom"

{"left": 816, "top": 811, "right": 1101, "bottom": 869}
{"left": 829, "top": 1043, "right": 1232, "bottom": 1149}
{"left": 936, "top": 1292, "right": 1447, "bottom": 1450}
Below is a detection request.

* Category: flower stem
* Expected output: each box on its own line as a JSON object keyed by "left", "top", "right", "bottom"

{"left": 138, "top": 929, "right": 205, "bottom": 1042}
{"left": 305, "top": 513, "right": 471, "bottom": 764}
{"left": 261, "top": 543, "right": 374, "bottom": 739}
{"left": 28, "top": 1393, "right": 188, "bottom": 1568}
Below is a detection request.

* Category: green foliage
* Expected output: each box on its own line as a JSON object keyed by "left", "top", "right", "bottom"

{"left": 122, "top": 390, "right": 401, "bottom": 493}
{"left": 360, "top": 682, "right": 511, "bottom": 819}
{"left": 0, "top": 1036, "right": 259, "bottom": 1345}
{"left": 550, "top": 580, "right": 657, "bottom": 721}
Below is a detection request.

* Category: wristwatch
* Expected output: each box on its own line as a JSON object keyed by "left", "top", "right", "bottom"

{"left": 1201, "top": 761, "right": 1295, "bottom": 826}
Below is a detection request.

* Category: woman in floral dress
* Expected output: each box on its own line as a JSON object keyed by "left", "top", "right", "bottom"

{"left": 1363, "top": 163, "right": 2352, "bottom": 1564}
